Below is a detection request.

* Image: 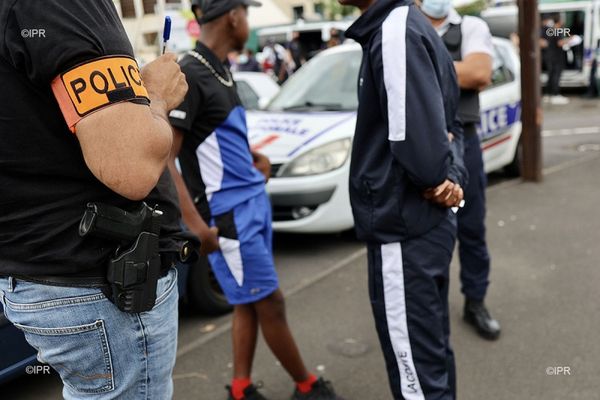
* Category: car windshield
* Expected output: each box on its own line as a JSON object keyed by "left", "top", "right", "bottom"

{"left": 267, "top": 48, "right": 362, "bottom": 112}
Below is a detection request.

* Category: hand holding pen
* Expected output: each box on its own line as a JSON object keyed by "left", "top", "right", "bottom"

{"left": 162, "top": 16, "right": 171, "bottom": 54}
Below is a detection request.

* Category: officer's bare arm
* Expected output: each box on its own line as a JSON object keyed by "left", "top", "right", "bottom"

{"left": 454, "top": 53, "right": 493, "bottom": 91}
{"left": 76, "top": 54, "right": 188, "bottom": 200}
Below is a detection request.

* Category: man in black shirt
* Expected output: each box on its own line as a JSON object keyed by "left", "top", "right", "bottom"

{"left": 541, "top": 13, "right": 569, "bottom": 105}
{"left": 0, "top": 1, "right": 189, "bottom": 398}
{"left": 287, "top": 31, "right": 305, "bottom": 72}
{"left": 168, "top": 1, "right": 341, "bottom": 399}
{"left": 238, "top": 49, "right": 262, "bottom": 72}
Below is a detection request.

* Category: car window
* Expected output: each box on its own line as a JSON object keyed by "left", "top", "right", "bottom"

{"left": 236, "top": 80, "right": 261, "bottom": 110}
{"left": 490, "top": 44, "right": 515, "bottom": 88}
{"left": 268, "top": 49, "right": 362, "bottom": 111}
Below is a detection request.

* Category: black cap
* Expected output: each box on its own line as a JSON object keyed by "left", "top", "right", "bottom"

{"left": 191, "top": 0, "right": 261, "bottom": 24}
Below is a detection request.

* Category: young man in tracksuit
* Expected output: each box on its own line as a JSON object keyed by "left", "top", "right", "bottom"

{"left": 341, "top": 0, "right": 468, "bottom": 399}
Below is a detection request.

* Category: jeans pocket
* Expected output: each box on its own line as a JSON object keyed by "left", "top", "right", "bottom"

{"left": 154, "top": 267, "right": 178, "bottom": 307}
{"left": 13, "top": 319, "right": 114, "bottom": 394}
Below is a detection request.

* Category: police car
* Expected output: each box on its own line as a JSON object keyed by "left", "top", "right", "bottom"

{"left": 247, "top": 38, "right": 522, "bottom": 233}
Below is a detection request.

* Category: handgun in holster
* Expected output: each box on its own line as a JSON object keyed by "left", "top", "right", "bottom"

{"left": 79, "top": 202, "right": 163, "bottom": 313}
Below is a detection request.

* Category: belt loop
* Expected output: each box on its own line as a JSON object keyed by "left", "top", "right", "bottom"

{"left": 7, "top": 276, "right": 15, "bottom": 293}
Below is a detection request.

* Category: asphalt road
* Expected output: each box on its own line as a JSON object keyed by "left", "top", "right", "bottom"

{"left": 3, "top": 97, "right": 600, "bottom": 399}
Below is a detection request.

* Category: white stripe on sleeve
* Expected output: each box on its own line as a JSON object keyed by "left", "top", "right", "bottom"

{"left": 382, "top": 6, "right": 410, "bottom": 142}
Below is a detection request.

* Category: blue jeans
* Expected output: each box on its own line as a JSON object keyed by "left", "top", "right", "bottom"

{"left": 0, "top": 268, "right": 178, "bottom": 400}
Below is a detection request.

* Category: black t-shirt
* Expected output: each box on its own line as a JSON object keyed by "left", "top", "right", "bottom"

{"left": 541, "top": 27, "right": 564, "bottom": 63}
{"left": 169, "top": 42, "right": 265, "bottom": 222}
{"left": 169, "top": 42, "right": 239, "bottom": 150}
{"left": 0, "top": 0, "right": 187, "bottom": 277}
{"left": 148, "top": 170, "right": 195, "bottom": 255}
{"left": 287, "top": 39, "right": 304, "bottom": 71}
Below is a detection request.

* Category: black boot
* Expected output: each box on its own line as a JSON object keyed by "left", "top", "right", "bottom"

{"left": 464, "top": 299, "right": 501, "bottom": 340}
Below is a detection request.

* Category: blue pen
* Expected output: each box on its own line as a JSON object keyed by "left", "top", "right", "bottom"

{"left": 162, "top": 16, "right": 172, "bottom": 54}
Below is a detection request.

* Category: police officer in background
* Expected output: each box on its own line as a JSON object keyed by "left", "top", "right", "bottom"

{"left": 420, "top": 0, "right": 502, "bottom": 340}
{"left": 0, "top": 1, "right": 190, "bottom": 398}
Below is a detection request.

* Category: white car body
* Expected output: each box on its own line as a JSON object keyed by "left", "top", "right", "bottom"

{"left": 247, "top": 38, "right": 522, "bottom": 233}
{"left": 234, "top": 72, "right": 280, "bottom": 110}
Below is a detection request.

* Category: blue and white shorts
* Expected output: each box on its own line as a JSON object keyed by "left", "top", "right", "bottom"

{"left": 208, "top": 191, "right": 279, "bottom": 305}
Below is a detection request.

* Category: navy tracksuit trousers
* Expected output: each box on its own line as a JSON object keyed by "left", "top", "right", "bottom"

{"left": 368, "top": 213, "right": 457, "bottom": 400}
{"left": 457, "top": 125, "right": 491, "bottom": 301}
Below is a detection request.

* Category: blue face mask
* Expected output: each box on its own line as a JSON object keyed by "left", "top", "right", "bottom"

{"left": 421, "top": 0, "right": 452, "bottom": 19}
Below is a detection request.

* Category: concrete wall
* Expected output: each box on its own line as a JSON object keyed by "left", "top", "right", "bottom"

{"left": 270, "top": 0, "right": 326, "bottom": 21}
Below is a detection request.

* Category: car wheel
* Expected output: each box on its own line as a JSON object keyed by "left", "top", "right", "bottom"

{"left": 187, "top": 255, "right": 232, "bottom": 316}
{"left": 340, "top": 228, "right": 358, "bottom": 241}
{"left": 504, "top": 138, "right": 523, "bottom": 177}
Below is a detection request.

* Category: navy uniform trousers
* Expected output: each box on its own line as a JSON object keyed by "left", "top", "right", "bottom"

{"left": 457, "top": 124, "right": 491, "bottom": 301}
{"left": 368, "top": 213, "right": 457, "bottom": 400}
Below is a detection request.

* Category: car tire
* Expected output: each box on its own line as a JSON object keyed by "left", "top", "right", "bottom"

{"left": 340, "top": 228, "right": 358, "bottom": 241}
{"left": 504, "top": 138, "right": 523, "bottom": 177}
{"left": 186, "top": 255, "right": 233, "bottom": 316}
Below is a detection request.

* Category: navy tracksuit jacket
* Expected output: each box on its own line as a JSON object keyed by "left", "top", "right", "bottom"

{"left": 345, "top": 1, "right": 467, "bottom": 399}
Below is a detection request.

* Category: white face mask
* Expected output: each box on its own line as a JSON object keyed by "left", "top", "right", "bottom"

{"left": 421, "top": 0, "right": 452, "bottom": 19}
{"left": 239, "top": 54, "right": 249, "bottom": 64}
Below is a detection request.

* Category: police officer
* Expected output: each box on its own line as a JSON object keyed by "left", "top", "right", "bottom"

{"left": 0, "top": 1, "right": 189, "bottom": 398}
{"left": 340, "top": 0, "right": 467, "bottom": 398}
{"left": 420, "top": 0, "right": 502, "bottom": 340}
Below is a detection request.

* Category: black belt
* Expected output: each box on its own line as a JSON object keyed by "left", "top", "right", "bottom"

{"left": 7, "top": 252, "right": 178, "bottom": 289}
{"left": 463, "top": 122, "right": 479, "bottom": 136}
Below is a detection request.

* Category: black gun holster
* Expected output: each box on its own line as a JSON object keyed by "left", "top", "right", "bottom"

{"left": 80, "top": 202, "right": 163, "bottom": 314}
{"left": 104, "top": 232, "right": 161, "bottom": 313}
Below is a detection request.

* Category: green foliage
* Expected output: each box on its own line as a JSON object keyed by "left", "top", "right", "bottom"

{"left": 456, "top": 0, "right": 488, "bottom": 16}
{"left": 323, "top": 0, "right": 356, "bottom": 20}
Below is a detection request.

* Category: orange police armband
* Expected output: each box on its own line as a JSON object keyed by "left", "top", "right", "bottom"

{"left": 51, "top": 56, "right": 150, "bottom": 133}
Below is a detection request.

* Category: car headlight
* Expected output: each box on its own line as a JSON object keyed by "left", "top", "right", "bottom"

{"left": 279, "top": 139, "right": 351, "bottom": 177}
